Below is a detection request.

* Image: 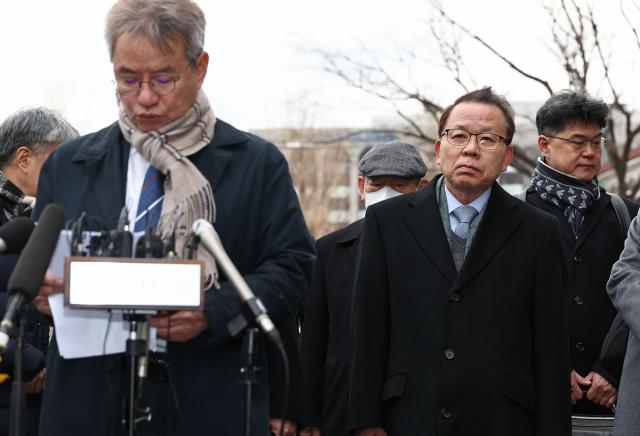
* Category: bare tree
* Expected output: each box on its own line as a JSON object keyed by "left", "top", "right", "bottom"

{"left": 307, "top": 0, "right": 640, "bottom": 197}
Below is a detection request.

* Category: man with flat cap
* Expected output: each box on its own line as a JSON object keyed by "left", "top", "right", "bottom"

{"left": 300, "top": 141, "right": 427, "bottom": 436}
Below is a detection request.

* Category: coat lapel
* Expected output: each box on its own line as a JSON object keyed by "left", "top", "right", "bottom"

{"left": 336, "top": 219, "right": 363, "bottom": 265}
{"left": 451, "top": 184, "right": 521, "bottom": 293}
{"left": 528, "top": 188, "right": 575, "bottom": 246}
{"left": 402, "top": 180, "right": 457, "bottom": 285}
{"left": 191, "top": 119, "right": 246, "bottom": 192}
{"left": 575, "top": 192, "right": 610, "bottom": 250}
{"left": 71, "top": 123, "right": 128, "bottom": 228}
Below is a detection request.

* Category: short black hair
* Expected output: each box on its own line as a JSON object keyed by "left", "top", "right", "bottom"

{"left": 438, "top": 87, "right": 515, "bottom": 145}
{"left": 536, "top": 90, "right": 608, "bottom": 135}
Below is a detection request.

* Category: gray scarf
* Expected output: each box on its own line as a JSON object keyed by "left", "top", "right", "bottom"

{"left": 531, "top": 156, "right": 600, "bottom": 239}
{"left": 0, "top": 170, "right": 34, "bottom": 218}
{"left": 118, "top": 89, "right": 218, "bottom": 288}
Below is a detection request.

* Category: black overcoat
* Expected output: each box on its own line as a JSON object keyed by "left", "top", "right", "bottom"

{"left": 348, "top": 175, "right": 572, "bottom": 436}
{"left": 301, "top": 219, "right": 362, "bottom": 434}
{"left": 32, "top": 119, "right": 315, "bottom": 436}
{"left": 525, "top": 187, "right": 639, "bottom": 415}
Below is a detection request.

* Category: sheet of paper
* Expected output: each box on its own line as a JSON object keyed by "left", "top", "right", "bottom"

{"left": 48, "top": 230, "right": 157, "bottom": 359}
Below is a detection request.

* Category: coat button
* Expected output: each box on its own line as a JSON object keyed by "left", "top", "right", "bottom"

{"left": 440, "top": 408, "right": 452, "bottom": 419}
{"left": 574, "top": 296, "right": 584, "bottom": 306}
{"left": 444, "top": 348, "right": 455, "bottom": 360}
{"left": 575, "top": 342, "right": 585, "bottom": 352}
{"left": 573, "top": 255, "right": 582, "bottom": 263}
{"left": 449, "top": 293, "right": 460, "bottom": 302}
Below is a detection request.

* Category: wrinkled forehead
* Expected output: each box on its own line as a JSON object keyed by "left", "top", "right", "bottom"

{"left": 446, "top": 102, "right": 509, "bottom": 134}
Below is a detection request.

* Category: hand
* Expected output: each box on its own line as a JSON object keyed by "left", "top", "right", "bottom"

{"left": 24, "top": 368, "right": 46, "bottom": 394}
{"left": 300, "top": 426, "right": 321, "bottom": 436}
{"left": 269, "top": 418, "right": 297, "bottom": 436}
{"left": 585, "top": 371, "right": 618, "bottom": 408}
{"left": 33, "top": 273, "right": 64, "bottom": 316}
{"left": 571, "top": 370, "right": 590, "bottom": 405}
{"left": 149, "top": 310, "right": 208, "bottom": 342}
{"left": 355, "top": 427, "right": 387, "bottom": 436}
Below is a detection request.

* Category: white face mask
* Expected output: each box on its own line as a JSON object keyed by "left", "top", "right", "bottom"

{"left": 364, "top": 186, "right": 403, "bottom": 208}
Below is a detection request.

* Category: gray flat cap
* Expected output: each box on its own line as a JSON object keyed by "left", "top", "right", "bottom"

{"left": 358, "top": 141, "right": 427, "bottom": 179}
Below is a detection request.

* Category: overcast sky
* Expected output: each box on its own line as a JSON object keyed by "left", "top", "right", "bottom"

{"left": 1, "top": 0, "right": 639, "bottom": 134}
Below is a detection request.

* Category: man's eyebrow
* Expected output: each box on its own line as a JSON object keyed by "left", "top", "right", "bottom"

{"left": 115, "top": 66, "right": 175, "bottom": 75}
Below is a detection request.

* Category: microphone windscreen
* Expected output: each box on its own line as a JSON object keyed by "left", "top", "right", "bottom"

{"left": 0, "top": 217, "right": 35, "bottom": 253}
{"left": 7, "top": 204, "right": 66, "bottom": 299}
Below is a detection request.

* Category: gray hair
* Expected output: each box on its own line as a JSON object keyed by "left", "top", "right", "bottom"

{"left": 105, "top": 0, "right": 206, "bottom": 65}
{"left": 0, "top": 107, "right": 79, "bottom": 169}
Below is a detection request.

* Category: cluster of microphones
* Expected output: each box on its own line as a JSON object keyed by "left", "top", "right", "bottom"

{"left": 0, "top": 203, "right": 281, "bottom": 351}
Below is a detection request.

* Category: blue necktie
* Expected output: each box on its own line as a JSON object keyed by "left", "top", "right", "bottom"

{"left": 134, "top": 166, "right": 164, "bottom": 232}
{"left": 452, "top": 205, "right": 478, "bottom": 239}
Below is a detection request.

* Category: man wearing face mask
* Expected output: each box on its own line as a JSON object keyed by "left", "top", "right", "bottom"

{"left": 300, "top": 141, "right": 427, "bottom": 436}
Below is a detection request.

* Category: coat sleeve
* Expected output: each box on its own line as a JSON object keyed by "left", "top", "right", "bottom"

{"left": 347, "top": 207, "right": 389, "bottom": 431}
{"left": 607, "top": 211, "right": 640, "bottom": 344}
{"left": 532, "top": 217, "right": 572, "bottom": 436}
{"left": 593, "top": 313, "right": 628, "bottom": 387}
{"left": 197, "top": 147, "right": 315, "bottom": 349}
{"left": 300, "top": 240, "right": 329, "bottom": 427}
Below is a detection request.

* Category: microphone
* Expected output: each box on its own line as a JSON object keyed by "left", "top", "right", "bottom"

{"left": 110, "top": 206, "right": 133, "bottom": 258}
{"left": 191, "top": 219, "right": 282, "bottom": 346}
{"left": 0, "top": 217, "right": 35, "bottom": 254}
{"left": 0, "top": 204, "right": 66, "bottom": 350}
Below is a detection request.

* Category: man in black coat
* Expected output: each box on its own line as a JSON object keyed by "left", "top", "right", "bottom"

{"left": 31, "top": 1, "right": 315, "bottom": 435}
{"left": 300, "top": 141, "right": 427, "bottom": 436}
{"left": 0, "top": 107, "right": 78, "bottom": 436}
{"left": 348, "top": 88, "right": 571, "bottom": 436}
{"left": 523, "top": 90, "right": 639, "bottom": 416}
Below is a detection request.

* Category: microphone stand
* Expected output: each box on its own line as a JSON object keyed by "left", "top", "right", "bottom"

{"left": 122, "top": 312, "right": 152, "bottom": 436}
{"left": 9, "top": 317, "right": 26, "bottom": 436}
{"left": 239, "top": 327, "right": 260, "bottom": 436}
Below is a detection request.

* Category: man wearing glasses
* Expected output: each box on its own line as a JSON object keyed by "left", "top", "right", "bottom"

{"left": 31, "top": 0, "right": 314, "bottom": 435}
{"left": 522, "top": 91, "right": 638, "bottom": 421}
{"left": 348, "top": 87, "right": 571, "bottom": 436}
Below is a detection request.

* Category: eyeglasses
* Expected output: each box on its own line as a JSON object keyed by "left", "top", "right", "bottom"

{"left": 543, "top": 133, "right": 605, "bottom": 151}
{"left": 440, "top": 128, "right": 506, "bottom": 150}
{"left": 113, "top": 73, "right": 182, "bottom": 96}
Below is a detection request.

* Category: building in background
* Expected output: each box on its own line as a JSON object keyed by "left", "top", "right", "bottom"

{"left": 254, "top": 103, "right": 542, "bottom": 238}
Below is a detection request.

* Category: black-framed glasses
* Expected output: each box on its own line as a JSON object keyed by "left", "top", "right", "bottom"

{"left": 113, "top": 73, "right": 183, "bottom": 96}
{"left": 440, "top": 128, "right": 506, "bottom": 150}
{"left": 543, "top": 133, "right": 605, "bottom": 151}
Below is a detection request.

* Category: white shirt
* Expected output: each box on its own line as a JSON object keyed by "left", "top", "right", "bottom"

{"left": 125, "top": 147, "right": 152, "bottom": 229}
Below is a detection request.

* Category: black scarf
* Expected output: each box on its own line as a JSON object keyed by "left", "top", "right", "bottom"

{"left": 531, "top": 156, "right": 600, "bottom": 239}
{"left": 0, "top": 171, "right": 33, "bottom": 218}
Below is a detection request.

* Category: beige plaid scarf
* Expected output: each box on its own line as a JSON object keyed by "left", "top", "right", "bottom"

{"left": 118, "top": 89, "right": 218, "bottom": 288}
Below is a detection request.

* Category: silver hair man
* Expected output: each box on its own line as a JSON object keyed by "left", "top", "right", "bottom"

{"left": 105, "top": 0, "right": 206, "bottom": 65}
{"left": 0, "top": 107, "right": 78, "bottom": 198}
{"left": 0, "top": 107, "right": 78, "bottom": 168}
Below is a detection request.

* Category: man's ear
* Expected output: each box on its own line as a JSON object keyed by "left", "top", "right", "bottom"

{"left": 434, "top": 140, "right": 442, "bottom": 167}
{"left": 195, "top": 51, "right": 209, "bottom": 87}
{"left": 14, "top": 146, "right": 33, "bottom": 173}
{"left": 357, "top": 176, "right": 365, "bottom": 201}
{"left": 538, "top": 135, "right": 550, "bottom": 156}
{"left": 417, "top": 177, "right": 429, "bottom": 190}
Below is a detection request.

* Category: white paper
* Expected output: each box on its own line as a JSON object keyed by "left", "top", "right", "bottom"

{"left": 48, "top": 230, "right": 157, "bottom": 359}
{"left": 68, "top": 261, "right": 201, "bottom": 308}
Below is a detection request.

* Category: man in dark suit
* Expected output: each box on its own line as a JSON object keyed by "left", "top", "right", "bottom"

{"left": 0, "top": 107, "right": 78, "bottom": 436}
{"left": 300, "top": 141, "right": 427, "bottom": 436}
{"left": 348, "top": 87, "right": 572, "bottom": 436}
{"left": 31, "top": 1, "right": 314, "bottom": 435}
{"left": 522, "top": 90, "right": 638, "bottom": 418}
